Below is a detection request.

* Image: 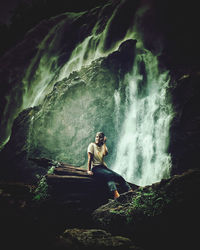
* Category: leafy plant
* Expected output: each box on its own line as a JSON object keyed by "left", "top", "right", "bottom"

{"left": 33, "top": 166, "right": 55, "bottom": 201}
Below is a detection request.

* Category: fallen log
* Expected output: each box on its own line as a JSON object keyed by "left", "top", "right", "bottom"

{"left": 46, "top": 164, "right": 138, "bottom": 205}
{"left": 34, "top": 162, "right": 139, "bottom": 227}
{"left": 53, "top": 166, "right": 89, "bottom": 177}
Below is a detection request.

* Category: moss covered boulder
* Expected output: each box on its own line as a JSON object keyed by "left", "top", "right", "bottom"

{"left": 92, "top": 169, "right": 200, "bottom": 250}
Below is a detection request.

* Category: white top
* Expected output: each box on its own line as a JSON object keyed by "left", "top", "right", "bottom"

{"left": 87, "top": 142, "right": 108, "bottom": 168}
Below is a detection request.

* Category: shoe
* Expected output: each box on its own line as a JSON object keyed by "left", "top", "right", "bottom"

{"left": 114, "top": 190, "right": 120, "bottom": 199}
{"left": 128, "top": 189, "right": 134, "bottom": 193}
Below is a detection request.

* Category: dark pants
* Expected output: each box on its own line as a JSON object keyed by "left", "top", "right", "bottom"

{"left": 92, "top": 165, "right": 131, "bottom": 193}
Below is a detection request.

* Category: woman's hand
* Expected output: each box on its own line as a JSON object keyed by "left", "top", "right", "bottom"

{"left": 103, "top": 136, "right": 107, "bottom": 143}
{"left": 87, "top": 170, "right": 93, "bottom": 176}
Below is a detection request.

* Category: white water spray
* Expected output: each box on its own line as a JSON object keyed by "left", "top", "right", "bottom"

{"left": 22, "top": 13, "right": 84, "bottom": 109}
{"left": 114, "top": 90, "right": 121, "bottom": 132}
{"left": 112, "top": 50, "right": 173, "bottom": 186}
{"left": 22, "top": 1, "right": 134, "bottom": 109}
{"left": 57, "top": 1, "right": 135, "bottom": 81}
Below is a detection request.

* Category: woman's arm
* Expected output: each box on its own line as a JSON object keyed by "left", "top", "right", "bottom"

{"left": 103, "top": 144, "right": 108, "bottom": 156}
{"left": 87, "top": 152, "right": 93, "bottom": 175}
{"left": 103, "top": 136, "right": 108, "bottom": 156}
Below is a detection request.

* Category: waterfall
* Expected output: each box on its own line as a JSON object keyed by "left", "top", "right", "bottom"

{"left": 22, "top": 0, "right": 137, "bottom": 108}
{"left": 22, "top": 1, "right": 131, "bottom": 109}
{"left": 57, "top": 1, "right": 135, "bottom": 81}
{"left": 1, "top": 0, "right": 174, "bottom": 186}
{"left": 0, "top": 0, "right": 137, "bottom": 150}
{"left": 114, "top": 90, "right": 121, "bottom": 132}
{"left": 22, "top": 13, "right": 85, "bottom": 109}
{"left": 112, "top": 50, "right": 173, "bottom": 186}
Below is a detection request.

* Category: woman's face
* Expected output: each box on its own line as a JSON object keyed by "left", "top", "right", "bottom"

{"left": 95, "top": 134, "right": 104, "bottom": 145}
{"left": 95, "top": 134, "right": 100, "bottom": 144}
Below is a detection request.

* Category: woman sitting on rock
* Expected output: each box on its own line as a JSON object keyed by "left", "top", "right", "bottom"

{"left": 87, "top": 132, "right": 133, "bottom": 200}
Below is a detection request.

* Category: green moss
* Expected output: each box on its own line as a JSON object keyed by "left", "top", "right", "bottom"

{"left": 124, "top": 189, "right": 172, "bottom": 218}
{"left": 33, "top": 166, "right": 55, "bottom": 201}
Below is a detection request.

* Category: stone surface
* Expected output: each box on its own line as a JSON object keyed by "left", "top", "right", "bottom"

{"left": 0, "top": 3, "right": 115, "bottom": 149}
{"left": 0, "top": 169, "right": 199, "bottom": 250}
{"left": 45, "top": 163, "right": 138, "bottom": 216}
{"left": 0, "top": 107, "right": 46, "bottom": 183}
{"left": 102, "top": 39, "right": 137, "bottom": 76}
{"left": 0, "top": 38, "right": 138, "bottom": 184}
{"left": 0, "top": 14, "right": 70, "bottom": 146}
{"left": 92, "top": 169, "right": 200, "bottom": 250}
{"left": 169, "top": 72, "right": 200, "bottom": 174}
{"left": 57, "top": 228, "right": 142, "bottom": 250}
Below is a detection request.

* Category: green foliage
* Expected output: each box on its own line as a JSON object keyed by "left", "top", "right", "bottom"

{"left": 107, "top": 188, "right": 173, "bottom": 225}
{"left": 33, "top": 166, "right": 55, "bottom": 201}
{"left": 129, "top": 189, "right": 171, "bottom": 217}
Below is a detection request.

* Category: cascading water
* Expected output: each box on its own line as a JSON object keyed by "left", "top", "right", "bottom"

{"left": 112, "top": 50, "right": 173, "bottom": 186}
{"left": 23, "top": 0, "right": 134, "bottom": 109}
{"left": 0, "top": 0, "right": 136, "bottom": 150}
{"left": 57, "top": 1, "right": 135, "bottom": 81}
{"left": 0, "top": 0, "right": 174, "bottom": 186}
{"left": 22, "top": 12, "right": 85, "bottom": 109}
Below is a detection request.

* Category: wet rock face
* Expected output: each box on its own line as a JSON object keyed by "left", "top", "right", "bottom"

{"left": 0, "top": 39, "right": 137, "bottom": 183}
{"left": 137, "top": 0, "right": 200, "bottom": 70}
{"left": 0, "top": 107, "right": 47, "bottom": 183}
{"left": 0, "top": 14, "right": 71, "bottom": 145}
{"left": 29, "top": 39, "right": 136, "bottom": 167}
{"left": 103, "top": 39, "right": 137, "bottom": 75}
{"left": 0, "top": 3, "right": 117, "bottom": 149}
{"left": 169, "top": 72, "right": 200, "bottom": 175}
{"left": 28, "top": 59, "right": 120, "bottom": 166}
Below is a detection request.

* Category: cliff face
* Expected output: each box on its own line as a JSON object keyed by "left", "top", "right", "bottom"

{"left": 169, "top": 72, "right": 200, "bottom": 175}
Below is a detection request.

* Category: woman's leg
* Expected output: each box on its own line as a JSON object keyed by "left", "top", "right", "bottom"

{"left": 92, "top": 166, "right": 132, "bottom": 197}
{"left": 92, "top": 166, "right": 117, "bottom": 193}
{"left": 103, "top": 167, "right": 132, "bottom": 193}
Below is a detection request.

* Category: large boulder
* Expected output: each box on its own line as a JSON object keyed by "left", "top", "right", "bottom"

{"left": 0, "top": 39, "right": 138, "bottom": 184}
{"left": 92, "top": 169, "right": 200, "bottom": 250}
{"left": 54, "top": 228, "right": 142, "bottom": 250}
{"left": 0, "top": 166, "right": 199, "bottom": 250}
{"left": 45, "top": 163, "right": 137, "bottom": 220}
{"left": 0, "top": 163, "right": 137, "bottom": 250}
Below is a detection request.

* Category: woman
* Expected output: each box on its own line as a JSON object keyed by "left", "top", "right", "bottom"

{"left": 87, "top": 132, "right": 133, "bottom": 199}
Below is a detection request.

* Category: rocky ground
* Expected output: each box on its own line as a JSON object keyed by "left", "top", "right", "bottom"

{"left": 0, "top": 161, "right": 199, "bottom": 250}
